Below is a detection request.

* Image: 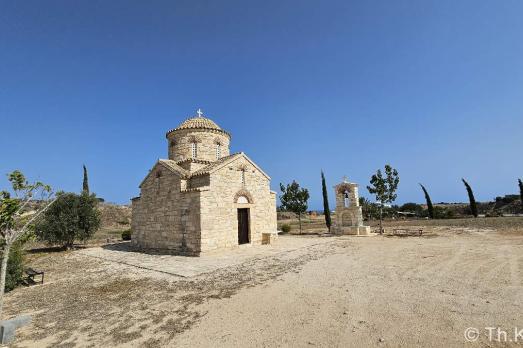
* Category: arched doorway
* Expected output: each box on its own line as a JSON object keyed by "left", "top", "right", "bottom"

{"left": 234, "top": 190, "right": 253, "bottom": 245}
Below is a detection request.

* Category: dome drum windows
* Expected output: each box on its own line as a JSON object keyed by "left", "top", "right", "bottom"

{"left": 214, "top": 137, "right": 223, "bottom": 160}
{"left": 187, "top": 135, "right": 202, "bottom": 159}
{"left": 216, "top": 143, "right": 221, "bottom": 159}
{"left": 191, "top": 142, "right": 198, "bottom": 159}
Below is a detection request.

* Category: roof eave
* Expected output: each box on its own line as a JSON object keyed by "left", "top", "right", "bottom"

{"left": 165, "top": 127, "right": 231, "bottom": 139}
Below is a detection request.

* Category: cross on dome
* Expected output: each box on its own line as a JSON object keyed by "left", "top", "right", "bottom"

{"left": 196, "top": 108, "right": 203, "bottom": 117}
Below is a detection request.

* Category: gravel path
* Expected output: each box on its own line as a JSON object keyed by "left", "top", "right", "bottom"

{"left": 5, "top": 227, "right": 523, "bottom": 347}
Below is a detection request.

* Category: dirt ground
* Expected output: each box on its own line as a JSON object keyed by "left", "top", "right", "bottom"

{"left": 5, "top": 221, "right": 523, "bottom": 347}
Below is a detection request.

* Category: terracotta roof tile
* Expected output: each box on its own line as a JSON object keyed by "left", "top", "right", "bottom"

{"left": 158, "top": 159, "right": 190, "bottom": 177}
{"left": 175, "top": 117, "right": 221, "bottom": 130}
{"left": 190, "top": 153, "right": 242, "bottom": 177}
{"left": 165, "top": 116, "right": 231, "bottom": 138}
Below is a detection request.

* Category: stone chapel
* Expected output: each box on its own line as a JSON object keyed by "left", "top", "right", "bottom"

{"left": 131, "top": 109, "right": 277, "bottom": 255}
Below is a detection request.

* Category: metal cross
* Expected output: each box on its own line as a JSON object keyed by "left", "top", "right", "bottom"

{"left": 196, "top": 108, "right": 203, "bottom": 117}
{"left": 342, "top": 175, "right": 348, "bottom": 182}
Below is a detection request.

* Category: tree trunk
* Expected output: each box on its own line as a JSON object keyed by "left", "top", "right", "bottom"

{"left": 298, "top": 213, "right": 302, "bottom": 234}
{"left": 65, "top": 237, "right": 75, "bottom": 250}
{"left": 379, "top": 205, "right": 383, "bottom": 234}
{"left": 0, "top": 243, "right": 11, "bottom": 319}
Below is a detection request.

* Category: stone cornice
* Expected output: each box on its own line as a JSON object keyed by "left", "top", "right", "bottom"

{"left": 166, "top": 127, "right": 231, "bottom": 139}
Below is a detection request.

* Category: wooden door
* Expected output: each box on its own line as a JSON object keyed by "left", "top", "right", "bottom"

{"left": 237, "top": 208, "right": 250, "bottom": 244}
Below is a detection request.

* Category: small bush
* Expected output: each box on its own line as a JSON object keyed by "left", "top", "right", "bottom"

{"left": 36, "top": 192, "right": 101, "bottom": 249}
{"left": 433, "top": 206, "right": 456, "bottom": 219}
{"left": 121, "top": 229, "right": 132, "bottom": 241}
{"left": 4, "top": 243, "right": 24, "bottom": 292}
{"left": 281, "top": 224, "right": 291, "bottom": 233}
{"left": 485, "top": 210, "right": 503, "bottom": 217}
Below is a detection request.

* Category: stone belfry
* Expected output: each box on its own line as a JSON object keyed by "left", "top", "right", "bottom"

{"left": 332, "top": 177, "right": 371, "bottom": 235}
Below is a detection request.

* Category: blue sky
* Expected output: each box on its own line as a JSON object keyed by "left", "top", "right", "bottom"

{"left": 1, "top": 0, "right": 522, "bottom": 209}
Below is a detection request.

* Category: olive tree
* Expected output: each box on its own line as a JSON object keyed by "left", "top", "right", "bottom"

{"left": 0, "top": 171, "right": 54, "bottom": 318}
{"left": 36, "top": 192, "right": 101, "bottom": 250}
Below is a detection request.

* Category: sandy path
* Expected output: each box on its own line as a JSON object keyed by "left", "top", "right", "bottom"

{"left": 175, "top": 231, "right": 523, "bottom": 347}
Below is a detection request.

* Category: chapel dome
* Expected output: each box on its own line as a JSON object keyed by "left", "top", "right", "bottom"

{"left": 166, "top": 109, "right": 232, "bottom": 163}
{"left": 175, "top": 116, "right": 222, "bottom": 131}
{"left": 166, "top": 109, "right": 230, "bottom": 138}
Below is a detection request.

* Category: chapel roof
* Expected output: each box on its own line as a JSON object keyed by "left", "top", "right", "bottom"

{"left": 166, "top": 109, "right": 230, "bottom": 138}
{"left": 138, "top": 159, "right": 189, "bottom": 188}
{"left": 175, "top": 116, "right": 222, "bottom": 131}
{"left": 158, "top": 159, "right": 190, "bottom": 177}
{"left": 190, "top": 153, "right": 242, "bottom": 177}
{"left": 190, "top": 152, "right": 270, "bottom": 179}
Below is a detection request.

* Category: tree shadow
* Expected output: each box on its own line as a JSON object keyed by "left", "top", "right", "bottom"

{"left": 26, "top": 246, "right": 67, "bottom": 254}
{"left": 26, "top": 244, "right": 93, "bottom": 254}
{"left": 101, "top": 241, "right": 133, "bottom": 252}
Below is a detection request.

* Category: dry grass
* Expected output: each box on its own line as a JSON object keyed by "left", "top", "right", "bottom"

{"left": 278, "top": 215, "right": 523, "bottom": 235}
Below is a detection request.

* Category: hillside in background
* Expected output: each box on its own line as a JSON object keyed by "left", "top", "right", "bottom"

{"left": 98, "top": 203, "right": 131, "bottom": 229}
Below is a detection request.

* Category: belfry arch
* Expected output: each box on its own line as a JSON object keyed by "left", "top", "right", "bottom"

{"left": 332, "top": 177, "right": 371, "bottom": 236}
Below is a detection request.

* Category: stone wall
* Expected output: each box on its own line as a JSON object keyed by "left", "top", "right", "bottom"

{"left": 131, "top": 163, "right": 202, "bottom": 255}
{"left": 177, "top": 159, "right": 211, "bottom": 172}
{"left": 167, "top": 128, "right": 230, "bottom": 162}
{"left": 189, "top": 175, "right": 210, "bottom": 189}
{"left": 199, "top": 156, "right": 277, "bottom": 252}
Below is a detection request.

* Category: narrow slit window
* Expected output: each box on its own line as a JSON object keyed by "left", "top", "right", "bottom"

{"left": 241, "top": 170, "right": 245, "bottom": 185}
{"left": 191, "top": 142, "right": 198, "bottom": 158}
{"left": 216, "top": 143, "right": 221, "bottom": 159}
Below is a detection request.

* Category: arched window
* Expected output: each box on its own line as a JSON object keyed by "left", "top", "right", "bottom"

{"left": 234, "top": 189, "right": 254, "bottom": 204}
{"left": 216, "top": 143, "right": 221, "bottom": 159}
{"left": 344, "top": 191, "right": 350, "bottom": 208}
{"left": 237, "top": 196, "right": 249, "bottom": 204}
{"left": 191, "top": 142, "right": 198, "bottom": 158}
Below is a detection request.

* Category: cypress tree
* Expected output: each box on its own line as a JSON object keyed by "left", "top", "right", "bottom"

{"left": 321, "top": 171, "right": 331, "bottom": 232}
{"left": 82, "top": 165, "right": 89, "bottom": 194}
{"left": 419, "top": 183, "right": 434, "bottom": 219}
{"left": 462, "top": 178, "right": 478, "bottom": 217}
{"left": 518, "top": 179, "right": 523, "bottom": 212}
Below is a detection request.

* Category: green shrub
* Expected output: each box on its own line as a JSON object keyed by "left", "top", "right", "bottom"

{"left": 4, "top": 243, "right": 24, "bottom": 292}
{"left": 36, "top": 192, "right": 101, "bottom": 249}
{"left": 121, "top": 229, "right": 132, "bottom": 241}
{"left": 485, "top": 210, "right": 503, "bottom": 217}
{"left": 281, "top": 224, "right": 291, "bottom": 233}
{"left": 433, "top": 206, "right": 456, "bottom": 219}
